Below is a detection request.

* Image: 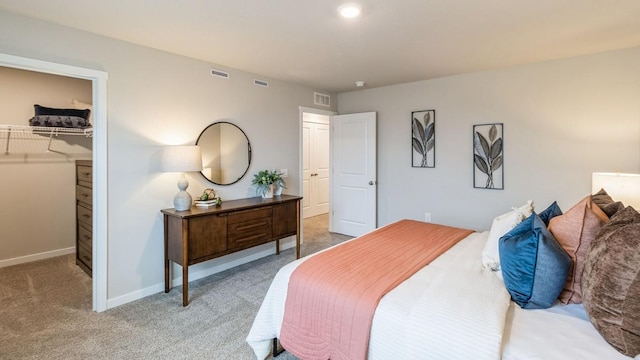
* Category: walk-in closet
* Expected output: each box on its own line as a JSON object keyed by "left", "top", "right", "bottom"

{"left": 0, "top": 66, "right": 93, "bottom": 294}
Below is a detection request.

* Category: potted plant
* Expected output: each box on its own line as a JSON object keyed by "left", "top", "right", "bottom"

{"left": 252, "top": 169, "right": 275, "bottom": 198}
{"left": 252, "top": 169, "right": 287, "bottom": 198}
{"left": 271, "top": 170, "right": 286, "bottom": 196}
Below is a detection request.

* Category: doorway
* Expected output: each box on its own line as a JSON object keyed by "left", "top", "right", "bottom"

{"left": 0, "top": 53, "right": 108, "bottom": 312}
{"left": 299, "top": 107, "right": 335, "bottom": 237}
{"left": 302, "top": 113, "right": 330, "bottom": 218}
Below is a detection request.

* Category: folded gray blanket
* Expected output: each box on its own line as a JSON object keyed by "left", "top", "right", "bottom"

{"left": 29, "top": 115, "right": 91, "bottom": 129}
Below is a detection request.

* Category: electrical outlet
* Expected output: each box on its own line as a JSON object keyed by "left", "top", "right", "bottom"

{"left": 280, "top": 169, "right": 288, "bottom": 178}
{"left": 424, "top": 212, "right": 432, "bottom": 222}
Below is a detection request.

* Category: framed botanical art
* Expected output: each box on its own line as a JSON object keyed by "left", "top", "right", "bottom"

{"left": 473, "top": 123, "right": 503, "bottom": 189}
{"left": 411, "top": 110, "right": 435, "bottom": 168}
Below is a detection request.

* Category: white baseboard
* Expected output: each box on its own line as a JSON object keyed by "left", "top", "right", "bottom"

{"left": 106, "top": 239, "right": 296, "bottom": 309}
{"left": 0, "top": 247, "right": 75, "bottom": 268}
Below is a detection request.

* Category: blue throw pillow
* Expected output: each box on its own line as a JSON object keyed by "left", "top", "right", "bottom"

{"left": 499, "top": 212, "right": 571, "bottom": 309}
{"left": 539, "top": 201, "right": 562, "bottom": 226}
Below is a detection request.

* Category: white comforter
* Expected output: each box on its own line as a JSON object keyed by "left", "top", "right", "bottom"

{"left": 247, "top": 231, "right": 511, "bottom": 360}
{"left": 247, "top": 229, "right": 635, "bottom": 359}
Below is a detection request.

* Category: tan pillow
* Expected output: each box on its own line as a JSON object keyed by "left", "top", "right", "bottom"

{"left": 548, "top": 196, "right": 608, "bottom": 303}
{"left": 71, "top": 98, "right": 93, "bottom": 125}
{"left": 582, "top": 206, "right": 640, "bottom": 357}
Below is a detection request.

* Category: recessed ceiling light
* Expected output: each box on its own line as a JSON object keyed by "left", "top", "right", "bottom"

{"left": 355, "top": 81, "right": 366, "bottom": 87}
{"left": 338, "top": 4, "right": 361, "bottom": 18}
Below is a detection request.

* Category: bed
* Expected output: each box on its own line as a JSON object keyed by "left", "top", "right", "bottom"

{"left": 247, "top": 217, "right": 637, "bottom": 360}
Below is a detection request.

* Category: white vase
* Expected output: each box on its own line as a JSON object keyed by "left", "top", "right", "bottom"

{"left": 262, "top": 185, "right": 274, "bottom": 199}
{"left": 274, "top": 185, "right": 283, "bottom": 196}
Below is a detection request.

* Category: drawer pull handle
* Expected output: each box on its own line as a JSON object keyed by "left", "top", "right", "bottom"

{"left": 83, "top": 214, "right": 91, "bottom": 219}
{"left": 82, "top": 172, "right": 91, "bottom": 176}
{"left": 83, "top": 235, "right": 91, "bottom": 240}
{"left": 236, "top": 222, "right": 268, "bottom": 231}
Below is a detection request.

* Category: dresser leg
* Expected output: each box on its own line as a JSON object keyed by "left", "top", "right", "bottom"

{"left": 296, "top": 200, "right": 301, "bottom": 259}
{"left": 182, "top": 218, "right": 189, "bottom": 306}
{"left": 182, "top": 265, "right": 189, "bottom": 306}
{"left": 164, "top": 214, "right": 170, "bottom": 293}
{"left": 165, "top": 260, "right": 170, "bottom": 293}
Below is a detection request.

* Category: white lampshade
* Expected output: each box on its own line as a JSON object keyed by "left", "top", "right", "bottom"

{"left": 161, "top": 145, "right": 203, "bottom": 173}
{"left": 161, "top": 145, "right": 203, "bottom": 211}
{"left": 592, "top": 172, "right": 640, "bottom": 209}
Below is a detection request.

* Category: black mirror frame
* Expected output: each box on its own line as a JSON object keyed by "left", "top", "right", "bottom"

{"left": 195, "top": 121, "right": 252, "bottom": 186}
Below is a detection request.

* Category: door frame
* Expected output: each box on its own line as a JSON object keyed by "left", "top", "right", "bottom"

{"left": 298, "top": 106, "right": 336, "bottom": 233}
{"left": 0, "top": 53, "right": 109, "bottom": 312}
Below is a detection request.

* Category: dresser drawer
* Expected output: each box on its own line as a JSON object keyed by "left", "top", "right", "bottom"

{"left": 77, "top": 242, "right": 92, "bottom": 270}
{"left": 76, "top": 165, "right": 93, "bottom": 186}
{"left": 76, "top": 185, "right": 92, "bottom": 205}
{"left": 228, "top": 209, "right": 273, "bottom": 250}
{"left": 227, "top": 207, "right": 272, "bottom": 224}
{"left": 78, "top": 225, "right": 92, "bottom": 251}
{"left": 77, "top": 204, "right": 92, "bottom": 229}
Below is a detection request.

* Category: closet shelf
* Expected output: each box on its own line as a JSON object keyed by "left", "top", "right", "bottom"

{"left": 0, "top": 124, "right": 93, "bottom": 137}
{"left": 0, "top": 124, "right": 93, "bottom": 154}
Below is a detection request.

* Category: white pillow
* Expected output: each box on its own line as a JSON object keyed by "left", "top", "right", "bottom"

{"left": 481, "top": 200, "right": 534, "bottom": 272}
{"left": 513, "top": 200, "right": 534, "bottom": 218}
{"left": 71, "top": 99, "right": 93, "bottom": 125}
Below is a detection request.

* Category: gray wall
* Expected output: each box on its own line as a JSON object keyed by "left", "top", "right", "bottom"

{"left": 338, "top": 47, "right": 640, "bottom": 231}
{"left": 0, "top": 10, "right": 335, "bottom": 305}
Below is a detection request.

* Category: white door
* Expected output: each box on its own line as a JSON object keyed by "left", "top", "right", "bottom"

{"left": 302, "top": 118, "right": 330, "bottom": 218}
{"left": 330, "top": 112, "right": 377, "bottom": 237}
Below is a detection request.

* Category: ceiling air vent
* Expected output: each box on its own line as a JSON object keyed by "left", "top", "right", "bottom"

{"left": 314, "top": 92, "right": 331, "bottom": 107}
{"left": 211, "top": 68, "right": 230, "bottom": 79}
{"left": 254, "top": 79, "right": 269, "bottom": 87}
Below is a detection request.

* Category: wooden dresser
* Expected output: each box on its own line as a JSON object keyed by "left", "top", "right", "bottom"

{"left": 162, "top": 195, "right": 302, "bottom": 306}
{"left": 75, "top": 160, "right": 92, "bottom": 277}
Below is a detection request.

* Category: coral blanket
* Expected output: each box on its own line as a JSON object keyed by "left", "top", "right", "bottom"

{"left": 279, "top": 220, "right": 473, "bottom": 360}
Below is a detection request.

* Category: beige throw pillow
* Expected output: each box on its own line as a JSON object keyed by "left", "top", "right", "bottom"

{"left": 71, "top": 99, "right": 93, "bottom": 125}
{"left": 548, "top": 196, "right": 608, "bottom": 304}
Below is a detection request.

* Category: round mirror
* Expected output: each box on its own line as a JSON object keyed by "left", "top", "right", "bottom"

{"left": 196, "top": 121, "right": 251, "bottom": 185}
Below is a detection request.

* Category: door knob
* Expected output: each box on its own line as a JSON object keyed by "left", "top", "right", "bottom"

{"left": 369, "top": 181, "right": 376, "bottom": 185}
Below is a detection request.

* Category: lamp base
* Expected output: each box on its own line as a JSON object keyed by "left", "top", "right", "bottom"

{"left": 174, "top": 173, "right": 192, "bottom": 211}
{"left": 174, "top": 190, "right": 193, "bottom": 211}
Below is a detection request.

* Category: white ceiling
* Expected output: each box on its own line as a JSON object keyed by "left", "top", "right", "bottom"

{"left": 1, "top": 0, "right": 640, "bottom": 93}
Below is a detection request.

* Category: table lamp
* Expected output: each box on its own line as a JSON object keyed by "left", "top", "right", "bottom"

{"left": 162, "top": 145, "right": 203, "bottom": 211}
{"left": 592, "top": 172, "right": 640, "bottom": 209}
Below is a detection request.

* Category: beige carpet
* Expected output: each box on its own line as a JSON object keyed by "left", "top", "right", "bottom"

{"left": 0, "top": 214, "right": 351, "bottom": 360}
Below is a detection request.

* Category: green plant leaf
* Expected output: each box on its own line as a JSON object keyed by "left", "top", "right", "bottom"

{"left": 489, "top": 137, "right": 502, "bottom": 160}
{"left": 412, "top": 137, "right": 424, "bottom": 154}
{"left": 489, "top": 124, "right": 497, "bottom": 142}
{"left": 474, "top": 154, "right": 489, "bottom": 174}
